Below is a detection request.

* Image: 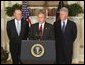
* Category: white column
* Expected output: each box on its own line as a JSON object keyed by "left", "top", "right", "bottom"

{"left": 1, "top": 1, "right": 12, "bottom": 63}
{"left": 69, "top": 16, "right": 84, "bottom": 63}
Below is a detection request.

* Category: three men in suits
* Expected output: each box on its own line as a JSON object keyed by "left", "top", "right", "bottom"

{"left": 29, "top": 11, "right": 54, "bottom": 40}
{"left": 7, "top": 9, "right": 29, "bottom": 64}
{"left": 54, "top": 7, "right": 77, "bottom": 64}
{"left": 6, "top": 7, "right": 77, "bottom": 64}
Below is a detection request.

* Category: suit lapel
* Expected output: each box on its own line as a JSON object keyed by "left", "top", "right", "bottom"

{"left": 64, "top": 20, "right": 69, "bottom": 33}
{"left": 60, "top": 20, "right": 69, "bottom": 33}
{"left": 20, "top": 19, "right": 23, "bottom": 36}
{"left": 12, "top": 19, "right": 19, "bottom": 36}
{"left": 13, "top": 19, "right": 23, "bottom": 36}
{"left": 35, "top": 23, "right": 39, "bottom": 35}
{"left": 59, "top": 21, "right": 62, "bottom": 33}
{"left": 36, "top": 23, "right": 39, "bottom": 33}
{"left": 43, "top": 22, "right": 48, "bottom": 36}
{"left": 36, "top": 22, "right": 47, "bottom": 36}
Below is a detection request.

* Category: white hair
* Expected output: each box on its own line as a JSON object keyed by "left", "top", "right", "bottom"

{"left": 60, "top": 7, "right": 68, "bottom": 14}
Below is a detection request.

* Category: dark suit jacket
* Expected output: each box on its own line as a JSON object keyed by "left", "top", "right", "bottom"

{"left": 7, "top": 18, "right": 29, "bottom": 53}
{"left": 53, "top": 19, "right": 77, "bottom": 63}
{"left": 29, "top": 22, "right": 54, "bottom": 40}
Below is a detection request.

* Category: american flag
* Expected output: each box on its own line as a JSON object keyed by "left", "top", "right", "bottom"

{"left": 22, "top": 1, "right": 32, "bottom": 26}
{"left": 56, "top": 1, "right": 64, "bottom": 21}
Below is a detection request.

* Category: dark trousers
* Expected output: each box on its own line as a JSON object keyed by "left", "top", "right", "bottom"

{"left": 56, "top": 47, "right": 73, "bottom": 64}
{"left": 10, "top": 42, "right": 21, "bottom": 64}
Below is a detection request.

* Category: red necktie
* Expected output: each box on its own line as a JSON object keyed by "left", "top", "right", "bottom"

{"left": 39, "top": 24, "right": 42, "bottom": 40}
{"left": 39, "top": 24, "right": 42, "bottom": 33}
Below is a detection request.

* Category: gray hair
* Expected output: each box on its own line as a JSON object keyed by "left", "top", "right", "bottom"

{"left": 60, "top": 7, "right": 68, "bottom": 14}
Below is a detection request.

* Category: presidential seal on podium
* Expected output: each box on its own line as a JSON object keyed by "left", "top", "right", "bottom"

{"left": 31, "top": 44, "right": 44, "bottom": 57}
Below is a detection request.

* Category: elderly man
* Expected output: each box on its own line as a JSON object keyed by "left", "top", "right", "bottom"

{"left": 53, "top": 7, "right": 77, "bottom": 64}
{"left": 7, "top": 9, "right": 29, "bottom": 64}
{"left": 29, "top": 10, "right": 54, "bottom": 40}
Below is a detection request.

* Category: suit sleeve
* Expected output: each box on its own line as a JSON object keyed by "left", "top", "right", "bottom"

{"left": 28, "top": 25, "right": 36, "bottom": 40}
{"left": 6, "top": 22, "right": 11, "bottom": 40}
{"left": 72, "top": 22, "right": 77, "bottom": 42}
{"left": 53, "top": 22, "right": 57, "bottom": 39}
{"left": 49, "top": 25, "right": 55, "bottom": 40}
{"left": 53, "top": 22, "right": 59, "bottom": 41}
{"left": 25, "top": 21, "right": 29, "bottom": 39}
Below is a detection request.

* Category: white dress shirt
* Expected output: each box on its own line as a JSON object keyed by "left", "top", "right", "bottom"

{"left": 15, "top": 19, "right": 21, "bottom": 35}
{"left": 39, "top": 22, "right": 45, "bottom": 32}
{"left": 61, "top": 19, "right": 68, "bottom": 30}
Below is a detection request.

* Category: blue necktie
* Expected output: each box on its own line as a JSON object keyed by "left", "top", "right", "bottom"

{"left": 62, "top": 22, "right": 65, "bottom": 32}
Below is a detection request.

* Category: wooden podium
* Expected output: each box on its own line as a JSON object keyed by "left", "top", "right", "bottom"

{"left": 20, "top": 40, "right": 56, "bottom": 64}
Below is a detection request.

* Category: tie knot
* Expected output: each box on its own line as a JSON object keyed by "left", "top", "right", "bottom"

{"left": 17, "top": 21, "right": 19, "bottom": 25}
{"left": 63, "top": 21, "right": 65, "bottom": 24}
{"left": 40, "top": 24, "right": 42, "bottom": 27}
{"left": 63, "top": 22, "right": 65, "bottom": 26}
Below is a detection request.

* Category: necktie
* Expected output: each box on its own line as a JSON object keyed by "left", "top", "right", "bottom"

{"left": 16, "top": 21, "right": 21, "bottom": 36}
{"left": 39, "top": 24, "right": 42, "bottom": 33}
{"left": 62, "top": 22, "right": 65, "bottom": 33}
{"left": 39, "top": 24, "right": 43, "bottom": 39}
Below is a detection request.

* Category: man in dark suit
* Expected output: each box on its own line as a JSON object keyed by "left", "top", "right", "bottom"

{"left": 6, "top": 9, "right": 29, "bottom": 64}
{"left": 29, "top": 11, "right": 54, "bottom": 40}
{"left": 54, "top": 7, "right": 77, "bottom": 64}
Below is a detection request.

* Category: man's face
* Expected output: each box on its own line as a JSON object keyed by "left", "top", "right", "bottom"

{"left": 60, "top": 11, "right": 68, "bottom": 21}
{"left": 14, "top": 10, "right": 22, "bottom": 20}
{"left": 38, "top": 13, "right": 45, "bottom": 24}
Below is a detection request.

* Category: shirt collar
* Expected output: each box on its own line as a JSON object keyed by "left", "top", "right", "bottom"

{"left": 39, "top": 22, "right": 45, "bottom": 26}
{"left": 61, "top": 19, "right": 67, "bottom": 23}
{"left": 61, "top": 19, "right": 67, "bottom": 25}
{"left": 15, "top": 19, "right": 21, "bottom": 22}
